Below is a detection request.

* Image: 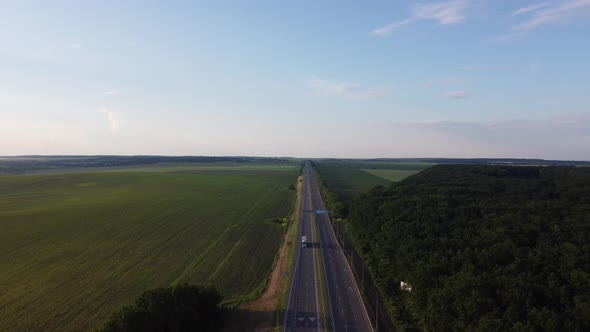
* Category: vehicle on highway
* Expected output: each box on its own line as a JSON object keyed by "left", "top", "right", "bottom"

{"left": 301, "top": 235, "right": 307, "bottom": 248}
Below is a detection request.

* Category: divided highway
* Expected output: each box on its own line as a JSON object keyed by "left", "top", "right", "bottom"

{"left": 284, "top": 162, "right": 372, "bottom": 332}
{"left": 284, "top": 164, "right": 320, "bottom": 331}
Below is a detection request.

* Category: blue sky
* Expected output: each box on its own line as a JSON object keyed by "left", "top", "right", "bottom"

{"left": 1, "top": 0, "right": 589, "bottom": 159}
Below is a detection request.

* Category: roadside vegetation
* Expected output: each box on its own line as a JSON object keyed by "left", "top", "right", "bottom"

{"left": 224, "top": 167, "right": 304, "bottom": 332}
{"left": 309, "top": 185, "right": 332, "bottom": 331}
{"left": 0, "top": 164, "right": 298, "bottom": 331}
{"left": 275, "top": 173, "right": 304, "bottom": 328}
{"left": 349, "top": 165, "right": 590, "bottom": 330}
{"left": 100, "top": 284, "right": 223, "bottom": 332}
{"left": 312, "top": 160, "right": 432, "bottom": 202}
{"left": 311, "top": 161, "right": 391, "bottom": 205}
{"left": 311, "top": 160, "right": 431, "bottom": 218}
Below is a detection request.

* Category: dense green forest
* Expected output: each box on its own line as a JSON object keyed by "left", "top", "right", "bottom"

{"left": 349, "top": 165, "right": 590, "bottom": 331}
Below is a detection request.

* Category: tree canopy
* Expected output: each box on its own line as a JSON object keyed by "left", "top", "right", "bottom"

{"left": 100, "top": 284, "right": 223, "bottom": 332}
{"left": 349, "top": 165, "right": 590, "bottom": 331}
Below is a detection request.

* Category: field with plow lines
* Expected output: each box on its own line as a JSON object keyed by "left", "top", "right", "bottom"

{"left": 0, "top": 166, "right": 297, "bottom": 331}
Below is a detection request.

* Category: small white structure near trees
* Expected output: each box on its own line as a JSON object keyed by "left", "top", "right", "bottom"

{"left": 400, "top": 281, "right": 413, "bottom": 292}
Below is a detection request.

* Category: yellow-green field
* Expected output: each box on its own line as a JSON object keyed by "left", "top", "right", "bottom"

{"left": 0, "top": 166, "right": 297, "bottom": 331}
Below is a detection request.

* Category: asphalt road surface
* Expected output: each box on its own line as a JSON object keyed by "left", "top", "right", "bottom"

{"left": 284, "top": 162, "right": 373, "bottom": 332}
{"left": 284, "top": 164, "right": 320, "bottom": 331}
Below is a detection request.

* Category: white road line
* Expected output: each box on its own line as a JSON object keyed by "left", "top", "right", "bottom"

{"left": 309, "top": 165, "right": 374, "bottom": 332}
{"left": 309, "top": 169, "right": 320, "bottom": 332}
{"left": 311, "top": 172, "right": 335, "bottom": 332}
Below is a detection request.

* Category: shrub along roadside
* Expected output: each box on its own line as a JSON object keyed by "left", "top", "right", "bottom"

{"left": 100, "top": 284, "right": 224, "bottom": 332}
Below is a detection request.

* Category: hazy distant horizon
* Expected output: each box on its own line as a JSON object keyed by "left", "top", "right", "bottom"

{"left": 2, "top": 1, "right": 589, "bottom": 160}
{"left": 1, "top": 154, "right": 589, "bottom": 163}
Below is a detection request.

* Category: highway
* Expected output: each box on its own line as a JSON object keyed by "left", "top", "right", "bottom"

{"left": 284, "top": 164, "right": 320, "bottom": 331}
{"left": 284, "top": 162, "right": 372, "bottom": 332}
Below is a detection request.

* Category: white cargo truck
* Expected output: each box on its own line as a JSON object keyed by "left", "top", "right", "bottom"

{"left": 302, "top": 235, "right": 307, "bottom": 247}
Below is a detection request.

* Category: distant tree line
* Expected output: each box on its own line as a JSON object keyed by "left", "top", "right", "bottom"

{"left": 315, "top": 158, "right": 590, "bottom": 167}
{"left": 348, "top": 165, "right": 590, "bottom": 331}
{"left": 0, "top": 156, "right": 293, "bottom": 174}
{"left": 418, "top": 158, "right": 590, "bottom": 166}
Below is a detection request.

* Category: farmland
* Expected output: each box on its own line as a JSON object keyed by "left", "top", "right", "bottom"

{"left": 361, "top": 169, "right": 422, "bottom": 182}
{"left": 0, "top": 156, "right": 296, "bottom": 175}
{"left": 312, "top": 160, "right": 433, "bottom": 203}
{"left": 0, "top": 164, "right": 298, "bottom": 331}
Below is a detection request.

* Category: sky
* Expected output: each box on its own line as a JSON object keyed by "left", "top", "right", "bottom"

{"left": 1, "top": 0, "right": 589, "bottom": 160}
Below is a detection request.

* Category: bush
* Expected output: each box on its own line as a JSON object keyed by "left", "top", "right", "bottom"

{"left": 100, "top": 284, "right": 223, "bottom": 332}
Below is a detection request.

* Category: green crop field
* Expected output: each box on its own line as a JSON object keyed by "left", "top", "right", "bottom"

{"left": 0, "top": 166, "right": 297, "bottom": 331}
{"left": 361, "top": 169, "right": 421, "bottom": 182}
{"left": 313, "top": 160, "right": 433, "bottom": 203}
{"left": 314, "top": 164, "right": 389, "bottom": 203}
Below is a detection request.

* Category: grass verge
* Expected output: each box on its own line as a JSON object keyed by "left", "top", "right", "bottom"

{"left": 310, "top": 188, "right": 332, "bottom": 331}
{"left": 273, "top": 175, "right": 304, "bottom": 330}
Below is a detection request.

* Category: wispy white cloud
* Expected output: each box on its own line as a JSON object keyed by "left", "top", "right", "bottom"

{"left": 371, "top": 19, "right": 415, "bottom": 36}
{"left": 99, "top": 108, "right": 120, "bottom": 131}
{"left": 512, "top": 0, "right": 590, "bottom": 32}
{"left": 512, "top": 2, "right": 554, "bottom": 16}
{"left": 414, "top": 0, "right": 470, "bottom": 24}
{"left": 446, "top": 90, "right": 470, "bottom": 98}
{"left": 104, "top": 90, "right": 122, "bottom": 96}
{"left": 372, "top": 0, "right": 470, "bottom": 37}
{"left": 307, "top": 76, "right": 390, "bottom": 100}
{"left": 68, "top": 43, "right": 82, "bottom": 49}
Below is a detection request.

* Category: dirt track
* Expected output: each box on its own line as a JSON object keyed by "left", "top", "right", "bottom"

{"left": 223, "top": 175, "right": 302, "bottom": 331}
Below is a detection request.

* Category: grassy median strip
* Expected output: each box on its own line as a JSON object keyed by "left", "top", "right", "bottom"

{"left": 310, "top": 189, "right": 332, "bottom": 331}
